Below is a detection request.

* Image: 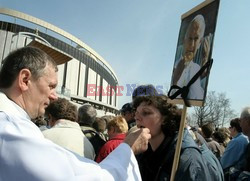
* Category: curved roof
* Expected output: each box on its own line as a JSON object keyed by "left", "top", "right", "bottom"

{"left": 0, "top": 7, "right": 118, "bottom": 82}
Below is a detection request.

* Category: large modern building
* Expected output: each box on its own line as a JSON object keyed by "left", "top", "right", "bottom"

{"left": 0, "top": 8, "right": 119, "bottom": 115}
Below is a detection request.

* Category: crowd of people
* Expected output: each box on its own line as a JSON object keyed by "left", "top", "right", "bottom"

{"left": 0, "top": 47, "right": 250, "bottom": 181}
{"left": 0, "top": 47, "right": 150, "bottom": 180}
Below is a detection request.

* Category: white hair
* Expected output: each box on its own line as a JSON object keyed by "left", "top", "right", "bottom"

{"left": 185, "top": 14, "right": 206, "bottom": 39}
{"left": 240, "top": 107, "right": 250, "bottom": 119}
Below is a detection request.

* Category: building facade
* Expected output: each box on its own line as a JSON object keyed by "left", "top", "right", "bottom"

{"left": 0, "top": 8, "right": 119, "bottom": 115}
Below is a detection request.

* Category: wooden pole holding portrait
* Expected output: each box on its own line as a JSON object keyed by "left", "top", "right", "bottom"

{"left": 167, "top": 0, "right": 220, "bottom": 180}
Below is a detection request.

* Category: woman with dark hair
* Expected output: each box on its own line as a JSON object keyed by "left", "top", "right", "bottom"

{"left": 133, "top": 94, "right": 223, "bottom": 181}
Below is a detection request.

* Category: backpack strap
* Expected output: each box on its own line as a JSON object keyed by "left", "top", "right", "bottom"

{"left": 82, "top": 129, "right": 98, "bottom": 135}
{"left": 82, "top": 129, "right": 106, "bottom": 157}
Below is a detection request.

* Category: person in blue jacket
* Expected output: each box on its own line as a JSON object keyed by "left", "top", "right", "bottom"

{"left": 221, "top": 118, "right": 249, "bottom": 171}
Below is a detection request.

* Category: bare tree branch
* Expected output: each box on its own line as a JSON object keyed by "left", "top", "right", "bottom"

{"left": 192, "top": 91, "right": 236, "bottom": 127}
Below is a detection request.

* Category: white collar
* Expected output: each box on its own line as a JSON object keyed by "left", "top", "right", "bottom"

{"left": 53, "top": 119, "right": 81, "bottom": 130}
{"left": 0, "top": 92, "right": 30, "bottom": 120}
{"left": 184, "top": 60, "right": 194, "bottom": 67}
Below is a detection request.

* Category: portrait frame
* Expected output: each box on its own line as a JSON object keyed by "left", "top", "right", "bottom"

{"left": 168, "top": 0, "right": 220, "bottom": 107}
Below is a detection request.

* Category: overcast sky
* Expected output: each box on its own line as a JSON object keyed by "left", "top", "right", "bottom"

{"left": 1, "top": 0, "right": 250, "bottom": 116}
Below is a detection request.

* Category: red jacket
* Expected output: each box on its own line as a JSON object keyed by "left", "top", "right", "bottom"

{"left": 96, "top": 133, "right": 126, "bottom": 163}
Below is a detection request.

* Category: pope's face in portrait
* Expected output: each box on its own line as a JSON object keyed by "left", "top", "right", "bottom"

{"left": 183, "top": 21, "right": 203, "bottom": 62}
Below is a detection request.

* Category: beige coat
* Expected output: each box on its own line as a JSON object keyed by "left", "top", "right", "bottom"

{"left": 43, "top": 119, "right": 95, "bottom": 160}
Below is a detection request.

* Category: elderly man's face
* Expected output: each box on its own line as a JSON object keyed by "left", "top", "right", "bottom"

{"left": 24, "top": 64, "right": 58, "bottom": 119}
{"left": 183, "top": 21, "right": 203, "bottom": 62}
{"left": 240, "top": 117, "right": 250, "bottom": 137}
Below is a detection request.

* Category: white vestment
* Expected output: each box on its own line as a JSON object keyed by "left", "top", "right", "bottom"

{"left": 0, "top": 92, "right": 141, "bottom": 181}
{"left": 177, "top": 61, "right": 204, "bottom": 100}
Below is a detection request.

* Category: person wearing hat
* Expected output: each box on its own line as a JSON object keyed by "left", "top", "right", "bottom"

{"left": 132, "top": 84, "right": 159, "bottom": 100}
{"left": 120, "top": 103, "right": 136, "bottom": 130}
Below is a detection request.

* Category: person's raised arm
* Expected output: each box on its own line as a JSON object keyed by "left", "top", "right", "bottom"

{"left": 201, "top": 33, "right": 212, "bottom": 79}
